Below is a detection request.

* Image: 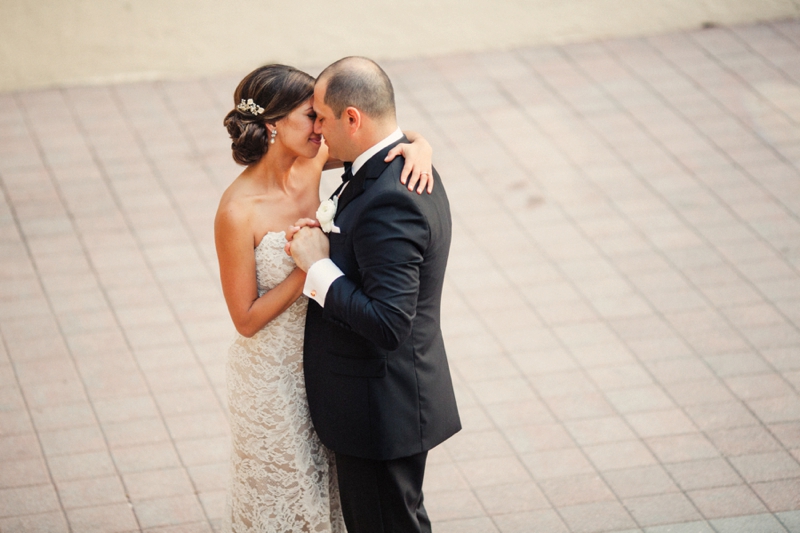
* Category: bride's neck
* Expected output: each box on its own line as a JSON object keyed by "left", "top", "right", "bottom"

{"left": 252, "top": 147, "right": 297, "bottom": 191}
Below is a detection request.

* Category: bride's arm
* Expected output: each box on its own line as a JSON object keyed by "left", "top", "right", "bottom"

{"left": 321, "top": 131, "right": 435, "bottom": 193}
{"left": 215, "top": 201, "right": 306, "bottom": 338}
{"left": 385, "top": 130, "right": 434, "bottom": 194}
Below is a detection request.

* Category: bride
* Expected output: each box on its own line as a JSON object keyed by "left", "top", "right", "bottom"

{"left": 214, "top": 64, "right": 433, "bottom": 533}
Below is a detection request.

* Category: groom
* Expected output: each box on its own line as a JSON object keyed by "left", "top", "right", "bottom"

{"left": 288, "top": 56, "right": 461, "bottom": 533}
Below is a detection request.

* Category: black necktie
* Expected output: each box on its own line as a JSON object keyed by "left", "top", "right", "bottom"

{"left": 331, "top": 162, "right": 353, "bottom": 199}
{"left": 341, "top": 162, "right": 353, "bottom": 183}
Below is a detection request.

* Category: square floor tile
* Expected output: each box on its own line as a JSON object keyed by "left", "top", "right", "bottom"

{"left": 445, "top": 430, "right": 515, "bottom": 461}
{"left": 484, "top": 399, "right": 554, "bottom": 428}
{"left": 435, "top": 516, "right": 498, "bottom": 533}
{"left": 603, "top": 465, "right": 679, "bottom": 498}
{"left": 564, "top": 416, "right": 637, "bottom": 445}
{"left": 425, "top": 489, "right": 484, "bottom": 522}
{"left": 38, "top": 426, "right": 107, "bottom": 457}
{"left": 559, "top": 501, "right": 637, "bottom": 533}
{"left": 623, "top": 493, "right": 701, "bottom": 527}
{"left": 729, "top": 450, "right": 800, "bottom": 483}
{"left": 423, "top": 462, "right": 469, "bottom": 493}
{"left": 539, "top": 474, "right": 616, "bottom": 507}
{"left": 521, "top": 448, "right": 596, "bottom": 479}
{"left": 66, "top": 502, "right": 140, "bottom": 533}
{"left": 686, "top": 402, "right": 758, "bottom": 431}
{"left": 625, "top": 409, "right": 697, "bottom": 438}
{"left": 646, "top": 434, "right": 719, "bottom": 463}
{"left": 643, "top": 520, "right": 714, "bottom": 533}
{"left": 0, "top": 511, "right": 69, "bottom": 533}
{"left": 584, "top": 440, "right": 657, "bottom": 471}
{"left": 56, "top": 475, "right": 128, "bottom": 509}
{"left": 494, "top": 509, "right": 569, "bottom": 533}
{"left": 473, "top": 481, "right": 550, "bottom": 514}
{"left": 706, "top": 425, "right": 782, "bottom": 456}
{"left": 133, "top": 494, "right": 207, "bottom": 529}
{"left": 0, "top": 484, "right": 61, "bottom": 518}
{"left": 459, "top": 456, "right": 532, "bottom": 487}
{"left": 545, "top": 392, "right": 617, "bottom": 420}
{"left": 777, "top": 510, "right": 800, "bottom": 533}
{"left": 123, "top": 467, "right": 195, "bottom": 501}
{"left": 503, "top": 423, "right": 574, "bottom": 454}
{"left": 709, "top": 513, "right": 789, "bottom": 533}
{"left": 687, "top": 485, "right": 766, "bottom": 519}
{"left": 752, "top": 478, "right": 800, "bottom": 513}
{"left": 664, "top": 458, "right": 743, "bottom": 491}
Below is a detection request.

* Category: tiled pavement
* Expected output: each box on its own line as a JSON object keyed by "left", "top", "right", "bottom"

{"left": 2, "top": 19, "right": 800, "bottom": 533}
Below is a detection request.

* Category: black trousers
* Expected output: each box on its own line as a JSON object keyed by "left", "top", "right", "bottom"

{"left": 334, "top": 450, "right": 431, "bottom": 533}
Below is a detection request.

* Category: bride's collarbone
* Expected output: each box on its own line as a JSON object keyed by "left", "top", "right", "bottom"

{"left": 250, "top": 207, "right": 318, "bottom": 244}
{"left": 250, "top": 198, "right": 317, "bottom": 223}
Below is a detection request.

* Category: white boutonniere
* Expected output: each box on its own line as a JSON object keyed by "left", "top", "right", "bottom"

{"left": 316, "top": 196, "right": 340, "bottom": 233}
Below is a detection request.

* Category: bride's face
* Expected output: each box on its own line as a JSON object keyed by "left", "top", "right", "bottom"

{"left": 275, "top": 98, "right": 322, "bottom": 159}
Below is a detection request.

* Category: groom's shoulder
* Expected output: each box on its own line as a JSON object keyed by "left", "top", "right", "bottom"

{"left": 369, "top": 155, "right": 409, "bottom": 194}
{"left": 365, "top": 152, "right": 447, "bottom": 207}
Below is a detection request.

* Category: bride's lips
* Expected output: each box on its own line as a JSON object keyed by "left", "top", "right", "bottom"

{"left": 309, "top": 137, "right": 322, "bottom": 145}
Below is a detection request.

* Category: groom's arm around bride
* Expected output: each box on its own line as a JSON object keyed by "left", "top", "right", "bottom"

{"left": 288, "top": 57, "right": 460, "bottom": 533}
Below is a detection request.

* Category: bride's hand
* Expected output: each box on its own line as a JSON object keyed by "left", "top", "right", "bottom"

{"left": 386, "top": 131, "right": 434, "bottom": 194}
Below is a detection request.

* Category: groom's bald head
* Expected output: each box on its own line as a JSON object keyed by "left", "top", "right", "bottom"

{"left": 316, "top": 57, "right": 396, "bottom": 120}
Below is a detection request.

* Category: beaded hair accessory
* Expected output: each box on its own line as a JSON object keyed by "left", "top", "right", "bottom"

{"left": 237, "top": 98, "right": 265, "bottom": 116}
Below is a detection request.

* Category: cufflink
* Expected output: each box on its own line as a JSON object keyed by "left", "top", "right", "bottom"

{"left": 310, "top": 290, "right": 316, "bottom": 297}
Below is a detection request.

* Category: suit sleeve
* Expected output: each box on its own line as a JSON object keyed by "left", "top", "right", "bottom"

{"left": 322, "top": 190, "right": 429, "bottom": 351}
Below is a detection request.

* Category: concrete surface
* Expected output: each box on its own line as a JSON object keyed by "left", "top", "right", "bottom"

{"left": 2, "top": 0, "right": 800, "bottom": 91}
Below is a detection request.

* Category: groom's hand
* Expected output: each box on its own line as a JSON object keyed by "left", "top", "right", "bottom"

{"left": 285, "top": 218, "right": 321, "bottom": 257}
{"left": 288, "top": 226, "right": 329, "bottom": 272}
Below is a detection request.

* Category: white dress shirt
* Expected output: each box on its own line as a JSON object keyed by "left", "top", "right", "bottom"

{"left": 303, "top": 128, "right": 403, "bottom": 307}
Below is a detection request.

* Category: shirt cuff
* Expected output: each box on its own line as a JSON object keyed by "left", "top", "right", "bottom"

{"left": 303, "top": 258, "right": 344, "bottom": 307}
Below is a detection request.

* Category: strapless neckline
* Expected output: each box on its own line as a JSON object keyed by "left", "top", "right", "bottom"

{"left": 256, "top": 231, "right": 286, "bottom": 250}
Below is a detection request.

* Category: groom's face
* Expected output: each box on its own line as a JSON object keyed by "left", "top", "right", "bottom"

{"left": 313, "top": 82, "right": 351, "bottom": 162}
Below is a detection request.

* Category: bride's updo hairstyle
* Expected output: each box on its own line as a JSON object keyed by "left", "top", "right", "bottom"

{"left": 224, "top": 64, "right": 315, "bottom": 165}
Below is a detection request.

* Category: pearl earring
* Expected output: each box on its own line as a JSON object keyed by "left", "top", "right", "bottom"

{"left": 270, "top": 129, "right": 277, "bottom": 144}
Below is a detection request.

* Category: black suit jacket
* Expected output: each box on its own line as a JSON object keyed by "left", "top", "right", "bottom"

{"left": 303, "top": 138, "right": 461, "bottom": 461}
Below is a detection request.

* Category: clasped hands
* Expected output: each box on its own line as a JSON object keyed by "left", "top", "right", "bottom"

{"left": 284, "top": 218, "right": 329, "bottom": 272}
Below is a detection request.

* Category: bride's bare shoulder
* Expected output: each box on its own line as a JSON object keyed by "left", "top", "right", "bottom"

{"left": 218, "top": 172, "right": 247, "bottom": 204}
{"left": 215, "top": 174, "right": 257, "bottom": 229}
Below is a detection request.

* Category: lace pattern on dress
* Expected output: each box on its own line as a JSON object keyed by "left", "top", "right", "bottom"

{"left": 222, "top": 232, "right": 344, "bottom": 533}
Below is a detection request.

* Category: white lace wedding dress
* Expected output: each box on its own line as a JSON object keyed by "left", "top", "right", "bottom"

{"left": 222, "top": 232, "right": 345, "bottom": 533}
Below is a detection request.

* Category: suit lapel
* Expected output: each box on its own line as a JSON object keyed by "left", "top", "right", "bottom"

{"left": 335, "top": 166, "right": 365, "bottom": 215}
{"left": 334, "top": 137, "right": 408, "bottom": 218}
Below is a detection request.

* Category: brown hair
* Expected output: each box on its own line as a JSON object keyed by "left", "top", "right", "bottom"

{"left": 224, "top": 64, "right": 314, "bottom": 165}
{"left": 317, "top": 56, "right": 395, "bottom": 120}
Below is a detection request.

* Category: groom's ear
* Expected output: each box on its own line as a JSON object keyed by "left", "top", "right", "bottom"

{"left": 344, "top": 106, "right": 361, "bottom": 131}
